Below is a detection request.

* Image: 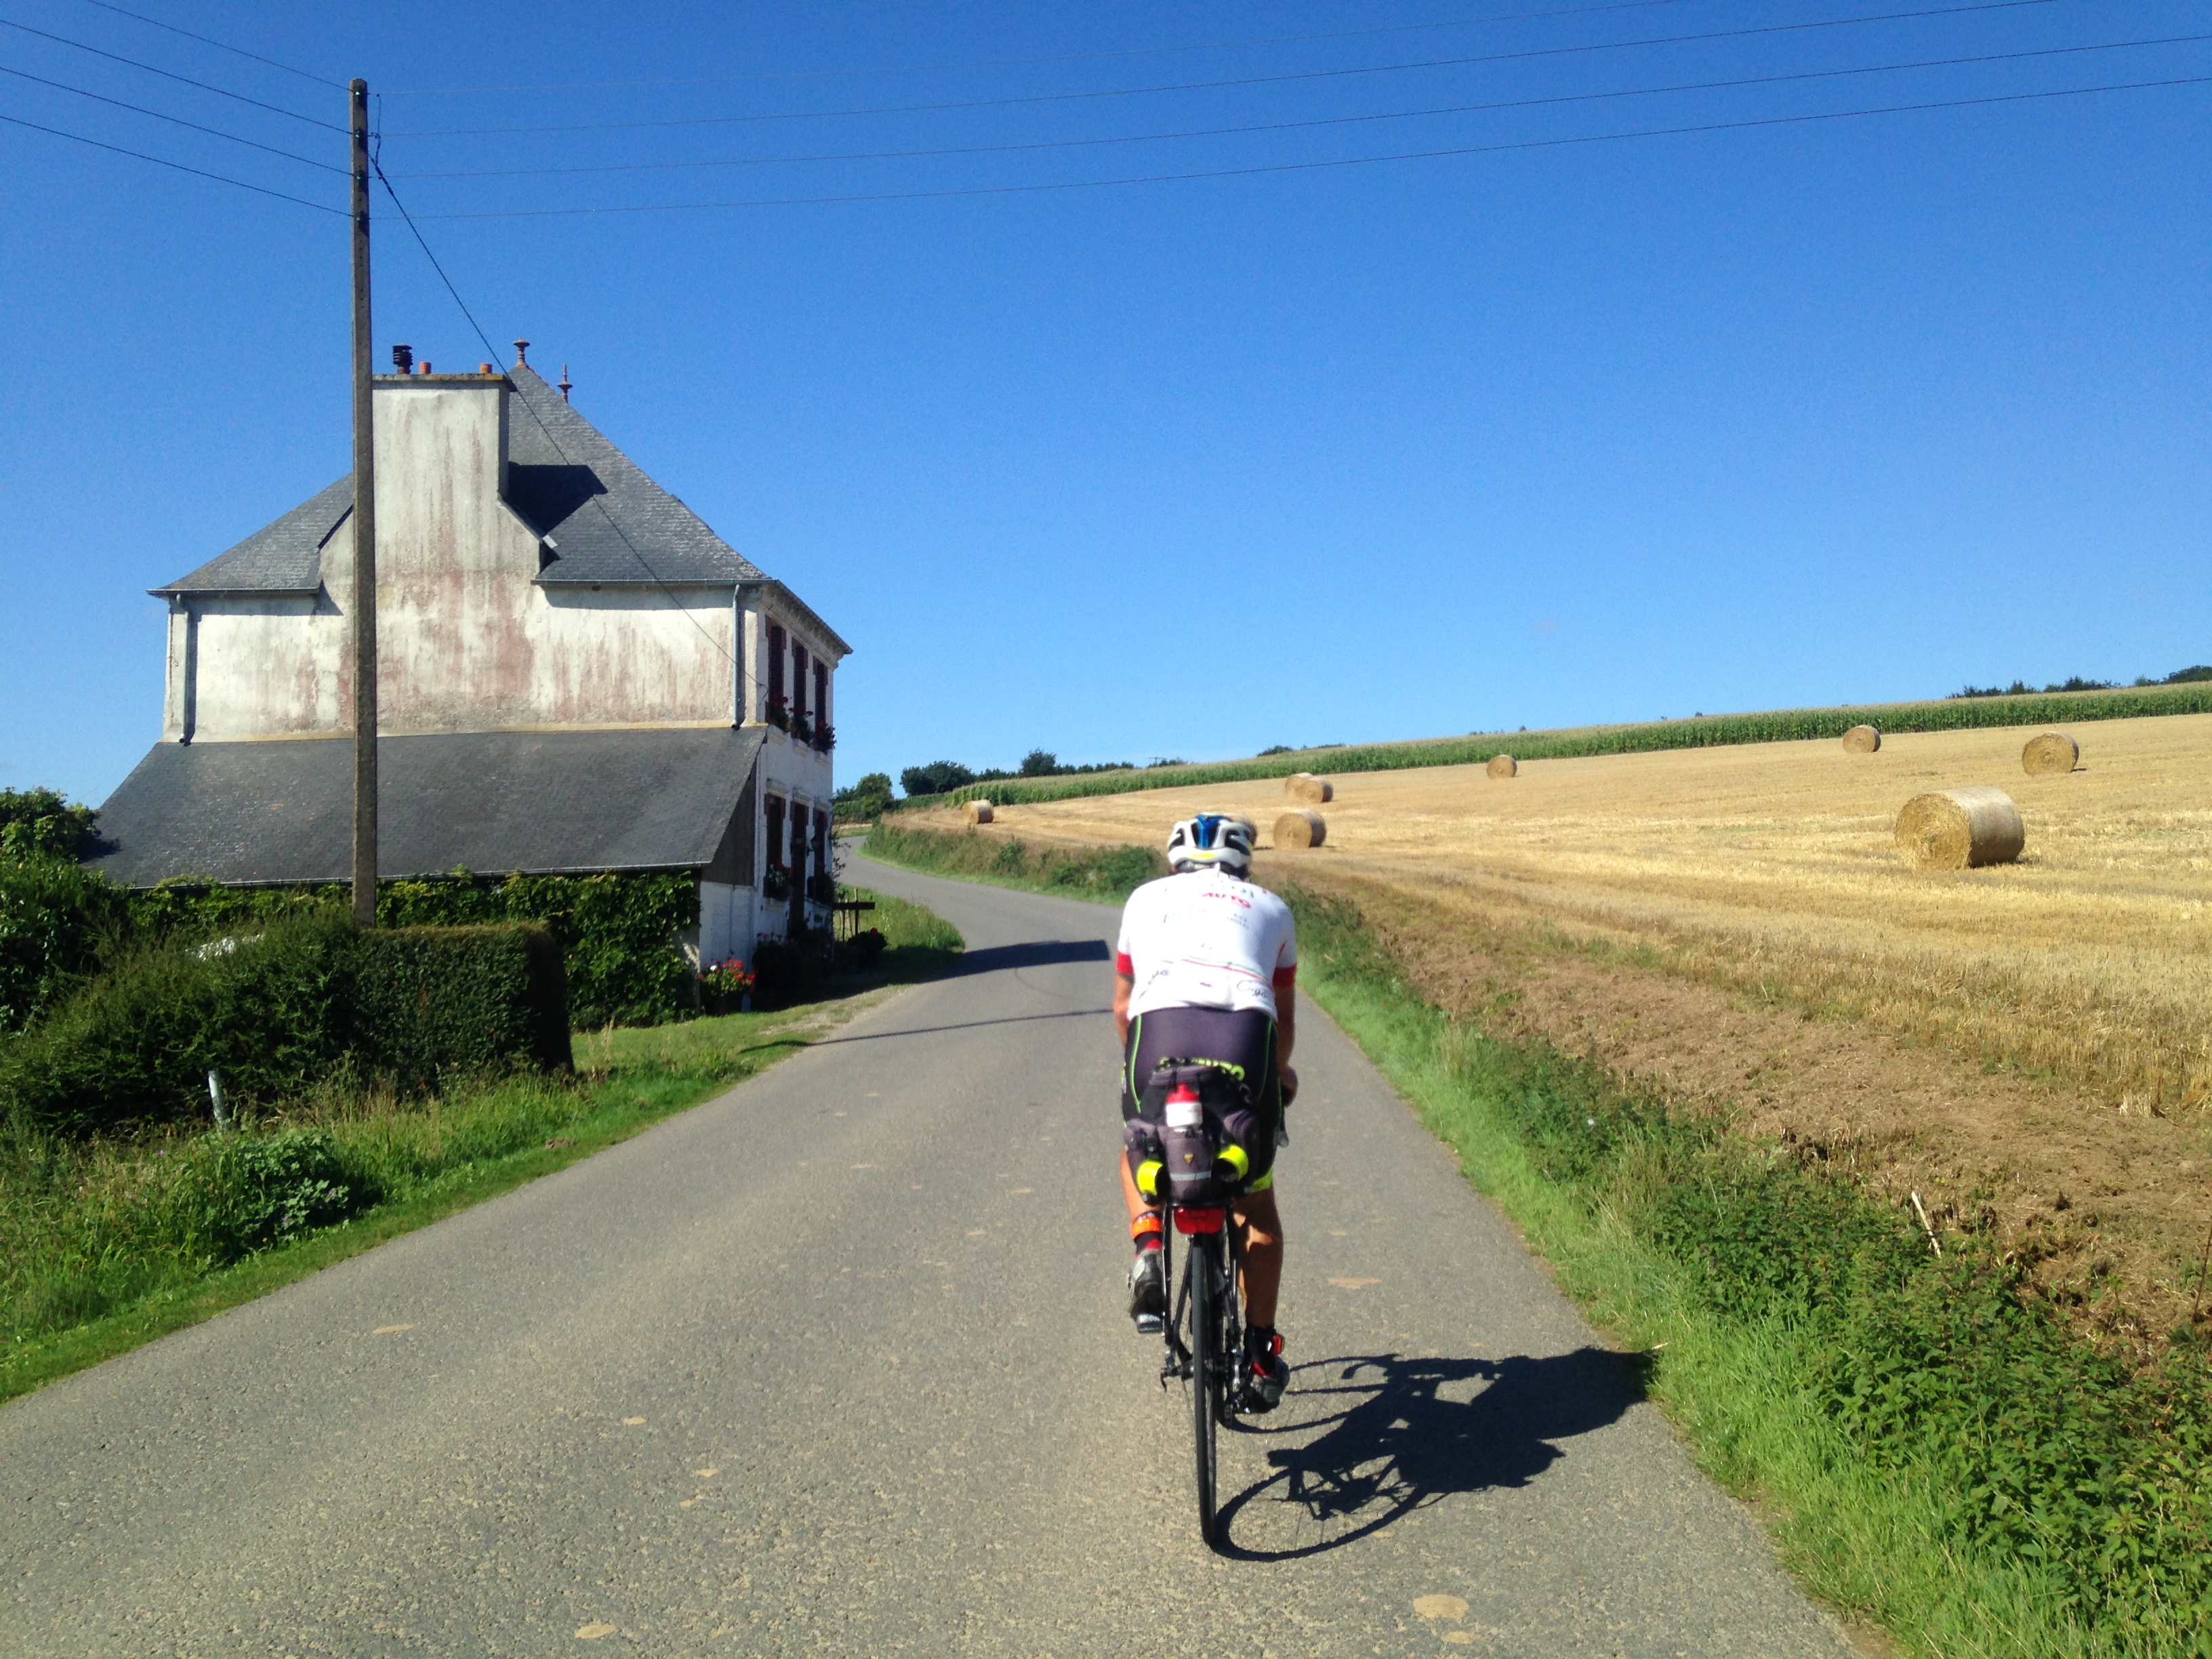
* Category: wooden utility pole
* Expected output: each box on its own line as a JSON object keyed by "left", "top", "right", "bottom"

{"left": 348, "top": 78, "right": 378, "bottom": 926}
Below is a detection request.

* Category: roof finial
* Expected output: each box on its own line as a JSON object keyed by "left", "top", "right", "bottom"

{"left": 512, "top": 337, "right": 529, "bottom": 366}
{"left": 558, "top": 363, "right": 573, "bottom": 403}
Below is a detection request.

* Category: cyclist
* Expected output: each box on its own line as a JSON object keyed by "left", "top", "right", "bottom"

{"left": 1115, "top": 813, "right": 1297, "bottom": 1412}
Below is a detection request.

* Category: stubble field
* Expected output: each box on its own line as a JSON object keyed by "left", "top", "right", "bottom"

{"left": 909, "top": 712, "right": 2212, "bottom": 1341}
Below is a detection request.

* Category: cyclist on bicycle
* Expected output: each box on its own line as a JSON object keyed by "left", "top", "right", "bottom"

{"left": 1115, "top": 813, "right": 1296, "bottom": 1412}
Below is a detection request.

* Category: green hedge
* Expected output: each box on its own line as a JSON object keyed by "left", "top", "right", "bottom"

{"left": 127, "top": 869, "right": 695, "bottom": 1029}
{"left": 0, "top": 916, "right": 570, "bottom": 1136}
{"left": 354, "top": 925, "right": 571, "bottom": 1093}
{"left": 906, "top": 680, "right": 2212, "bottom": 810}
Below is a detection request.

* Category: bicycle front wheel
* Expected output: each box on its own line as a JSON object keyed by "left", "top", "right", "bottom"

{"left": 1189, "top": 1231, "right": 1221, "bottom": 1546}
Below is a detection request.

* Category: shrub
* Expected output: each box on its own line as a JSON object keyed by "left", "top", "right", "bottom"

{"left": 0, "top": 917, "right": 569, "bottom": 1136}
{"left": 750, "top": 936, "right": 826, "bottom": 1008}
{"left": 0, "top": 858, "right": 129, "bottom": 1033}
{"left": 900, "top": 760, "right": 977, "bottom": 798}
{"left": 834, "top": 773, "right": 895, "bottom": 821}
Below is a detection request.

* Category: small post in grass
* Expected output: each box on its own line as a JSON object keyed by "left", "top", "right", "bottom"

{"left": 207, "top": 1069, "right": 230, "bottom": 1132}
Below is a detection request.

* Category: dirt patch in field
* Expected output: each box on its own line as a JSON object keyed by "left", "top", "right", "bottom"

{"left": 1294, "top": 863, "right": 2212, "bottom": 1359}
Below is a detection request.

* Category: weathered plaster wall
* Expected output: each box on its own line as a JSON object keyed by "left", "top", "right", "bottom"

{"left": 178, "top": 377, "right": 745, "bottom": 737}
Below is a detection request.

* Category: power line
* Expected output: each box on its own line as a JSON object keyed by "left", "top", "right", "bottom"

{"left": 71, "top": 0, "right": 344, "bottom": 89}
{"left": 387, "top": 33, "right": 2209, "bottom": 182}
{"left": 380, "top": 0, "right": 1704, "bottom": 96}
{"left": 386, "top": 0, "right": 2065, "bottom": 139}
{"left": 371, "top": 159, "right": 742, "bottom": 670}
{"left": 0, "top": 106, "right": 343, "bottom": 210}
{"left": 0, "top": 58, "right": 347, "bottom": 171}
{"left": 0, "top": 13, "right": 342, "bottom": 130}
{"left": 408, "top": 73, "right": 2212, "bottom": 220}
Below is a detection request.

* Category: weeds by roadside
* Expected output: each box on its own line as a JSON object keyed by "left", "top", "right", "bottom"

{"left": 1286, "top": 882, "right": 2211, "bottom": 1658}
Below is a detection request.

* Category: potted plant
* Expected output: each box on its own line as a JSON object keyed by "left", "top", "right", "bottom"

{"left": 698, "top": 957, "right": 755, "bottom": 1015}
{"left": 762, "top": 862, "right": 792, "bottom": 901}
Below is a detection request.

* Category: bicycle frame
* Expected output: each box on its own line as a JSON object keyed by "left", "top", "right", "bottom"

{"left": 1158, "top": 1199, "right": 1247, "bottom": 1547}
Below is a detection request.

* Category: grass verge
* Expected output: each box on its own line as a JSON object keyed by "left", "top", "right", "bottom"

{"left": 0, "top": 888, "right": 960, "bottom": 1406}
{"left": 859, "top": 819, "right": 1164, "bottom": 903}
{"left": 1286, "top": 881, "right": 2210, "bottom": 1658}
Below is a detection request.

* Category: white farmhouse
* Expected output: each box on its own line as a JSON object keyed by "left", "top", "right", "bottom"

{"left": 86, "top": 348, "right": 848, "bottom": 968}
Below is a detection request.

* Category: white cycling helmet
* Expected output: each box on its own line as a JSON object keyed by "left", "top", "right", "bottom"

{"left": 1166, "top": 814, "right": 1256, "bottom": 876}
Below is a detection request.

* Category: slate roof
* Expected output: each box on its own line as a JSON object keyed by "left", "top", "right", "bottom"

{"left": 503, "top": 363, "right": 769, "bottom": 588}
{"left": 83, "top": 726, "right": 766, "bottom": 887}
{"left": 151, "top": 476, "right": 352, "bottom": 596}
{"left": 150, "top": 365, "right": 855, "bottom": 652}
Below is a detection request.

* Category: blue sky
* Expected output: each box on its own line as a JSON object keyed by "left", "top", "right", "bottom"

{"left": 2, "top": 0, "right": 2207, "bottom": 802}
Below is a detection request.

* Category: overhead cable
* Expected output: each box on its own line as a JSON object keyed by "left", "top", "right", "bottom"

{"left": 0, "top": 59, "right": 347, "bottom": 170}
{"left": 387, "top": 0, "right": 2064, "bottom": 138}
{"left": 0, "top": 14, "right": 342, "bottom": 129}
{"left": 373, "top": 159, "right": 743, "bottom": 669}
{"left": 388, "top": 33, "right": 2209, "bottom": 182}
{"left": 72, "top": 0, "right": 344, "bottom": 89}
{"left": 410, "top": 73, "right": 2212, "bottom": 219}
{"left": 380, "top": 0, "right": 1701, "bottom": 96}
{"left": 0, "top": 106, "right": 344, "bottom": 209}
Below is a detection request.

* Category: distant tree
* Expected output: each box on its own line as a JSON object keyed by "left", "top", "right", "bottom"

{"left": 0, "top": 787, "right": 96, "bottom": 864}
{"left": 833, "top": 773, "right": 895, "bottom": 820}
{"left": 2167, "top": 665, "right": 2212, "bottom": 684}
{"left": 1257, "top": 745, "right": 1294, "bottom": 757}
{"left": 1019, "top": 748, "right": 1059, "bottom": 777}
{"left": 900, "top": 761, "right": 977, "bottom": 798}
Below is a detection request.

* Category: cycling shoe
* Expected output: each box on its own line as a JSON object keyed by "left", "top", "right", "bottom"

{"left": 1127, "top": 1248, "right": 1166, "bottom": 1334}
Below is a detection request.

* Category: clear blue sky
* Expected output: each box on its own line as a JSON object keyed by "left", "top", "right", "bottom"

{"left": 2, "top": 1, "right": 2206, "bottom": 802}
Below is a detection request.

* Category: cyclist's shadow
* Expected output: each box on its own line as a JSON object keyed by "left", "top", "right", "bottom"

{"left": 1213, "top": 1347, "right": 1652, "bottom": 1561}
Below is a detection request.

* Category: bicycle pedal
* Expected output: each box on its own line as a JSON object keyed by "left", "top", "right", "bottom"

{"left": 1134, "top": 1312, "right": 1165, "bottom": 1336}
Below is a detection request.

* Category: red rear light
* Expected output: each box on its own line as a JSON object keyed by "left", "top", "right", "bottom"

{"left": 1173, "top": 1206, "right": 1226, "bottom": 1235}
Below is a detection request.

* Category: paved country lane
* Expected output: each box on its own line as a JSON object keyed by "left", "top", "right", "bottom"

{"left": 0, "top": 848, "right": 1858, "bottom": 1658}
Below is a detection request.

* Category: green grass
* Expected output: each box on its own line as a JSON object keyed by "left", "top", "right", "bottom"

{"left": 0, "top": 887, "right": 960, "bottom": 1405}
{"left": 1284, "top": 882, "right": 2212, "bottom": 1658}
{"left": 860, "top": 820, "right": 1164, "bottom": 903}
{"left": 890, "top": 680, "right": 2212, "bottom": 811}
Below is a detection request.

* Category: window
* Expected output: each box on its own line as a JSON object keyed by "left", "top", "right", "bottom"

{"left": 766, "top": 625, "right": 786, "bottom": 729}
{"left": 793, "top": 643, "right": 810, "bottom": 718}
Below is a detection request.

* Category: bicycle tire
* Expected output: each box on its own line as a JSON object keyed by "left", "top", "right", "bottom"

{"left": 1189, "top": 1229, "right": 1221, "bottom": 1544}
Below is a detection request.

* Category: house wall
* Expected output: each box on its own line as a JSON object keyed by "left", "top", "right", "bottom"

{"left": 176, "top": 376, "right": 745, "bottom": 740}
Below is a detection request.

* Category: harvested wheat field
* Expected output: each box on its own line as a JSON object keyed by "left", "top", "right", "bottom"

{"left": 910, "top": 712, "right": 2212, "bottom": 1348}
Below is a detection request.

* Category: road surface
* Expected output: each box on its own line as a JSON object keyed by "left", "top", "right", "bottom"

{"left": 1, "top": 853, "right": 1857, "bottom": 1657}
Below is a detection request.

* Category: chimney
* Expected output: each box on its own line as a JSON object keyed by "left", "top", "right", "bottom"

{"left": 391, "top": 343, "right": 413, "bottom": 373}
{"left": 419, "top": 361, "right": 432, "bottom": 375}
{"left": 478, "top": 363, "right": 495, "bottom": 373}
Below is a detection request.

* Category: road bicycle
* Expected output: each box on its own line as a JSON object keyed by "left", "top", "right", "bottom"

{"left": 1139, "top": 1064, "right": 1256, "bottom": 1548}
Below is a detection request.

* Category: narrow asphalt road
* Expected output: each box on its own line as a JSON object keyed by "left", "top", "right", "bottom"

{"left": 1, "top": 855, "right": 1857, "bottom": 1658}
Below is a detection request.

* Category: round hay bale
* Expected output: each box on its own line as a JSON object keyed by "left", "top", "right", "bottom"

{"left": 1894, "top": 786, "right": 2025, "bottom": 870}
{"left": 2021, "top": 732, "right": 2079, "bottom": 776}
{"left": 1486, "top": 754, "right": 1517, "bottom": 779}
{"left": 1284, "top": 772, "right": 1334, "bottom": 804}
{"left": 1273, "top": 808, "right": 1326, "bottom": 850}
{"left": 962, "top": 800, "right": 994, "bottom": 825}
{"left": 1841, "top": 724, "right": 1881, "bottom": 754}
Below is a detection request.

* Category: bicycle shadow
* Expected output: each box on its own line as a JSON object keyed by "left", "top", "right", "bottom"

{"left": 1213, "top": 1347, "right": 1653, "bottom": 1561}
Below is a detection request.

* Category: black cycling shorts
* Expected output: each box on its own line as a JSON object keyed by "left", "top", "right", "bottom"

{"left": 1122, "top": 1004, "right": 1282, "bottom": 1189}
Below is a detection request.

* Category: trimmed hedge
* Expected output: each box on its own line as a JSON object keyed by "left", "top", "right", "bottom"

{"left": 0, "top": 916, "right": 570, "bottom": 1136}
{"left": 127, "top": 869, "right": 696, "bottom": 1028}
{"left": 354, "top": 924, "right": 571, "bottom": 1094}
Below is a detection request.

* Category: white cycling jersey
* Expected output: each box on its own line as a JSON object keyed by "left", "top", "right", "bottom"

{"left": 1115, "top": 868, "right": 1298, "bottom": 1021}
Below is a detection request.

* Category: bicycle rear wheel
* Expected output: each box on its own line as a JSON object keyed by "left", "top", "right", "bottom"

{"left": 1189, "top": 1231, "right": 1221, "bottom": 1545}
